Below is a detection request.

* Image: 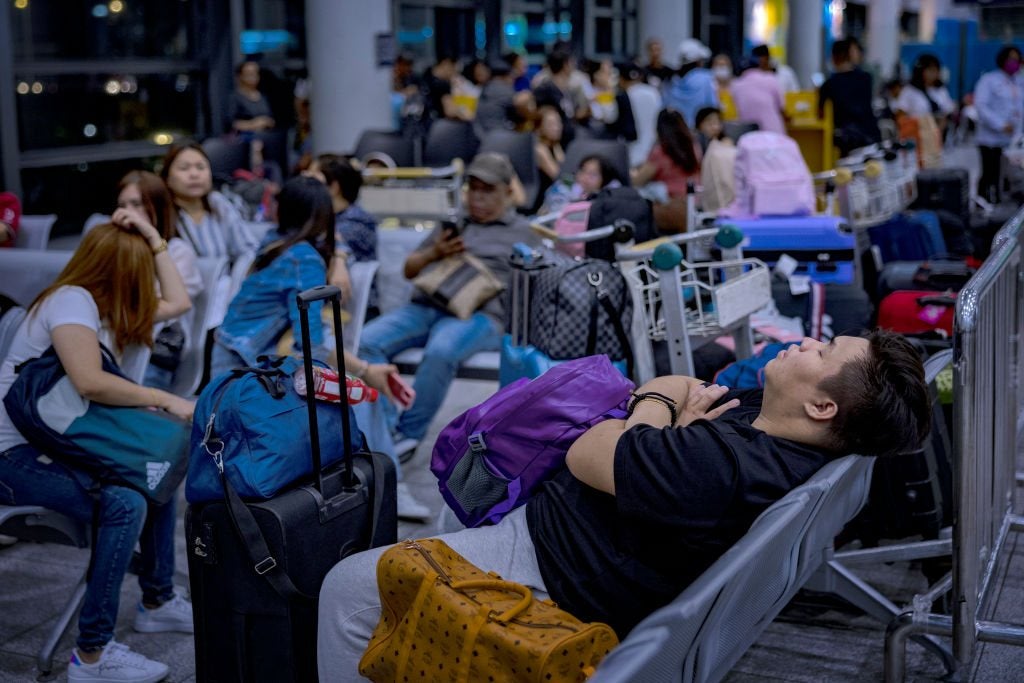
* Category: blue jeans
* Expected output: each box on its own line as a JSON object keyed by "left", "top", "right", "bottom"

{"left": 358, "top": 303, "right": 502, "bottom": 440}
{"left": 352, "top": 401, "right": 404, "bottom": 480}
{"left": 209, "top": 342, "right": 248, "bottom": 381}
{"left": 0, "top": 444, "right": 176, "bottom": 651}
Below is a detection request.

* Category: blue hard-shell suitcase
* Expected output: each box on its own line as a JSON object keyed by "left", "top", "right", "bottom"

{"left": 715, "top": 216, "right": 856, "bottom": 284}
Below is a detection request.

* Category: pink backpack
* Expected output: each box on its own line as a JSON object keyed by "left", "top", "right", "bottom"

{"left": 727, "top": 131, "right": 814, "bottom": 218}
{"left": 552, "top": 201, "right": 591, "bottom": 258}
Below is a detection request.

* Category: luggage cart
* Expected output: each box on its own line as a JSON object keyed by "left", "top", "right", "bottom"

{"left": 358, "top": 161, "right": 463, "bottom": 224}
{"left": 821, "top": 142, "right": 918, "bottom": 230}
{"left": 812, "top": 146, "right": 918, "bottom": 289}
{"left": 616, "top": 229, "right": 772, "bottom": 382}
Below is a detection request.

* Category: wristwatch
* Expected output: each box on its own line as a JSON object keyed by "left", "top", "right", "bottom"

{"left": 151, "top": 239, "right": 169, "bottom": 256}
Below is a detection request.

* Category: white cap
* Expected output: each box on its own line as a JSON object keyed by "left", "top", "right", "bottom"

{"left": 678, "top": 38, "right": 712, "bottom": 65}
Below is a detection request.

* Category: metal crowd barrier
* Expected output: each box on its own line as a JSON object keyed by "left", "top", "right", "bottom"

{"left": 885, "top": 206, "right": 1024, "bottom": 681}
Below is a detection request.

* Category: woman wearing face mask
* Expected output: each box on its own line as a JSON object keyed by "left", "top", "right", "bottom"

{"left": 974, "top": 45, "right": 1024, "bottom": 203}
{"left": 711, "top": 54, "right": 734, "bottom": 92}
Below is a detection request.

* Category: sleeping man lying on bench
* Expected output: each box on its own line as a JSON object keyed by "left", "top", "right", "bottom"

{"left": 317, "top": 329, "right": 931, "bottom": 680}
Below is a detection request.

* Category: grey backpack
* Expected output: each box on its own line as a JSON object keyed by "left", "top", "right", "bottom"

{"left": 526, "top": 254, "right": 633, "bottom": 376}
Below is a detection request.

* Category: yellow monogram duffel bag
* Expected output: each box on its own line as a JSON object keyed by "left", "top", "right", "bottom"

{"left": 359, "top": 539, "right": 619, "bottom": 682}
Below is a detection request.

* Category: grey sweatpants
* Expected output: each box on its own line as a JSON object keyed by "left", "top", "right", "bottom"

{"left": 316, "top": 506, "right": 548, "bottom": 682}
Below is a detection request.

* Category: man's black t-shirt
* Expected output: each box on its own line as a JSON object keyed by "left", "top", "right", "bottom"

{"left": 525, "top": 388, "right": 833, "bottom": 636}
{"left": 819, "top": 69, "right": 880, "bottom": 140}
{"left": 420, "top": 70, "right": 451, "bottom": 121}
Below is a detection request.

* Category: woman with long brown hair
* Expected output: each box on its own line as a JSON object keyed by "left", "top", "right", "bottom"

{"left": 118, "top": 170, "right": 202, "bottom": 389}
{"left": 0, "top": 216, "right": 193, "bottom": 682}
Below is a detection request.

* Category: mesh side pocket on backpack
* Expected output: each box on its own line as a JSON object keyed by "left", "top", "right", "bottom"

{"left": 446, "top": 450, "right": 509, "bottom": 519}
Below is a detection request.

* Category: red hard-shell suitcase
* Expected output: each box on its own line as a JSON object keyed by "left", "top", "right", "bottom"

{"left": 877, "top": 290, "right": 955, "bottom": 336}
{"left": 186, "top": 285, "right": 397, "bottom": 682}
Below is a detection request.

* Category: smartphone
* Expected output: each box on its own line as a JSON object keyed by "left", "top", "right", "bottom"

{"left": 387, "top": 372, "right": 416, "bottom": 409}
{"left": 441, "top": 219, "right": 460, "bottom": 239}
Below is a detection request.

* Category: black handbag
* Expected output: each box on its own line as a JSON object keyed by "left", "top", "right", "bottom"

{"left": 526, "top": 252, "right": 633, "bottom": 376}
{"left": 150, "top": 321, "right": 186, "bottom": 371}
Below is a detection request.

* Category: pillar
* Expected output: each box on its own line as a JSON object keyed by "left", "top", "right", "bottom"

{"left": 0, "top": 2, "right": 21, "bottom": 196}
{"left": 787, "top": 0, "right": 823, "bottom": 89}
{"left": 918, "top": 0, "right": 937, "bottom": 43}
{"left": 866, "top": 0, "right": 901, "bottom": 81}
{"left": 640, "top": 0, "right": 693, "bottom": 69}
{"left": 305, "top": 0, "right": 393, "bottom": 154}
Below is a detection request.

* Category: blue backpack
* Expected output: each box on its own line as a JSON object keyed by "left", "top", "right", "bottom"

{"left": 714, "top": 342, "right": 800, "bottom": 389}
{"left": 186, "top": 355, "right": 365, "bottom": 504}
{"left": 3, "top": 345, "right": 189, "bottom": 505}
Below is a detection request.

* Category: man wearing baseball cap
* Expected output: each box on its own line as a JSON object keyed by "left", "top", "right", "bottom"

{"left": 357, "top": 152, "right": 541, "bottom": 470}
{"left": 664, "top": 38, "right": 719, "bottom": 127}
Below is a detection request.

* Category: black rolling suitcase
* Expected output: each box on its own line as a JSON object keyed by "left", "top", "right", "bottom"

{"left": 186, "top": 285, "right": 398, "bottom": 683}
{"left": 876, "top": 260, "right": 975, "bottom": 301}
{"left": 913, "top": 167, "right": 970, "bottom": 226}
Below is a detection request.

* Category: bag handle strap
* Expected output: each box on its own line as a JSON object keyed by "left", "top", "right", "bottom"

{"left": 449, "top": 579, "right": 533, "bottom": 622}
{"left": 596, "top": 288, "right": 634, "bottom": 379}
{"left": 219, "top": 466, "right": 313, "bottom": 600}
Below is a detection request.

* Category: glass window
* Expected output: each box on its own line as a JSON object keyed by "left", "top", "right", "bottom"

{"left": 10, "top": 0, "right": 196, "bottom": 61}
{"left": 241, "top": 0, "right": 307, "bottom": 61}
{"left": 15, "top": 73, "right": 201, "bottom": 150}
{"left": 396, "top": 5, "right": 434, "bottom": 64}
{"left": 595, "top": 17, "right": 613, "bottom": 54}
{"left": 21, "top": 156, "right": 166, "bottom": 240}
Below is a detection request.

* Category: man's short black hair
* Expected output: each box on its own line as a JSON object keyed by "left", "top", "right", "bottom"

{"left": 996, "top": 45, "right": 1022, "bottom": 69}
{"left": 695, "top": 106, "right": 722, "bottom": 129}
{"left": 831, "top": 38, "right": 852, "bottom": 63}
{"left": 817, "top": 329, "right": 931, "bottom": 457}
{"left": 547, "top": 49, "right": 570, "bottom": 75}
{"left": 317, "top": 153, "right": 362, "bottom": 205}
{"left": 752, "top": 44, "right": 771, "bottom": 60}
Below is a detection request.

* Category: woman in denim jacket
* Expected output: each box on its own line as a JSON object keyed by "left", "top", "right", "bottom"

{"left": 211, "top": 176, "right": 328, "bottom": 372}
{"left": 212, "top": 176, "right": 391, "bottom": 389}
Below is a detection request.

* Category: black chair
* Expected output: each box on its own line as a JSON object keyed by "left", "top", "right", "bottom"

{"left": 479, "top": 130, "right": 539, "bottom": 209}
{"left": 423, "top": 119, "right": 480, "bottom": 168}
{"left": 353, "top": 130, "right": 416, "bottom": 168}
{"left": 723, "top": 121, "right": 760, "bottom": 142}
{"left": 560, "top": 139, "right": 632, "bottom": 188}
{"left": 201, "top": 135, "right": 250, "bottom": 184}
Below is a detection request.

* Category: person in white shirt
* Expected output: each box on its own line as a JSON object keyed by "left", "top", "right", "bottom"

{"left": 974, "top": 45, "right": 1024, "bottom": 203}
{"left": 116, "top": 171, "right": 203, "bottom": 391}
{"left": 620, "top": 62, "right": 663, "bottom": 168}
{"left": 0, "top": 218, "right": 194, "bottom": 683}
{"left": 894, "top": 54, "right": 956, "bottom": 128}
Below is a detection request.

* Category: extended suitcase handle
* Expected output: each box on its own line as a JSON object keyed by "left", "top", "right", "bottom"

{"left": 296, "top": 285, "right": 356, "bottom": 491}
{"left": 296, "top": 284, "right": 343, "bottom": 307}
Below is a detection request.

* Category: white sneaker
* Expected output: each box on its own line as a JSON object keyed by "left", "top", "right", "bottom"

{"left": 68, "top": 641, "right": 169, "bottom": 683}
{"left": 133, "top": 593, "right": 194, "bottom": 634}
{"left": 396, "top": 482, "right": 431, "bottom": 522}
{"left": 395, "top": 437, "right": 420, "bottom": 464}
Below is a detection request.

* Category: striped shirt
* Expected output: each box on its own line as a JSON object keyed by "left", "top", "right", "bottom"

{"left": 175, "top": 191, "right": 258, "bottom": 261}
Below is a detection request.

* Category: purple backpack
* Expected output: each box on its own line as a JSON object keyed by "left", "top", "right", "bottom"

{"left": 431, "top": 355, "right": 634, "bottom": 527}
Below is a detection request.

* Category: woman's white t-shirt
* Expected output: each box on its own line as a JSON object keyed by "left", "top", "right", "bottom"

{"left": 0, "top": 286, "right": 117, "bottom": 452}
{"left": 895, "top": 85, "right": 956, "bottom": 117}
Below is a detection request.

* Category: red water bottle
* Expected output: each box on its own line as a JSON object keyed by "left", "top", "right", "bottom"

{"left": 293, "top": 366, "right": 378, "bottom": 405}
